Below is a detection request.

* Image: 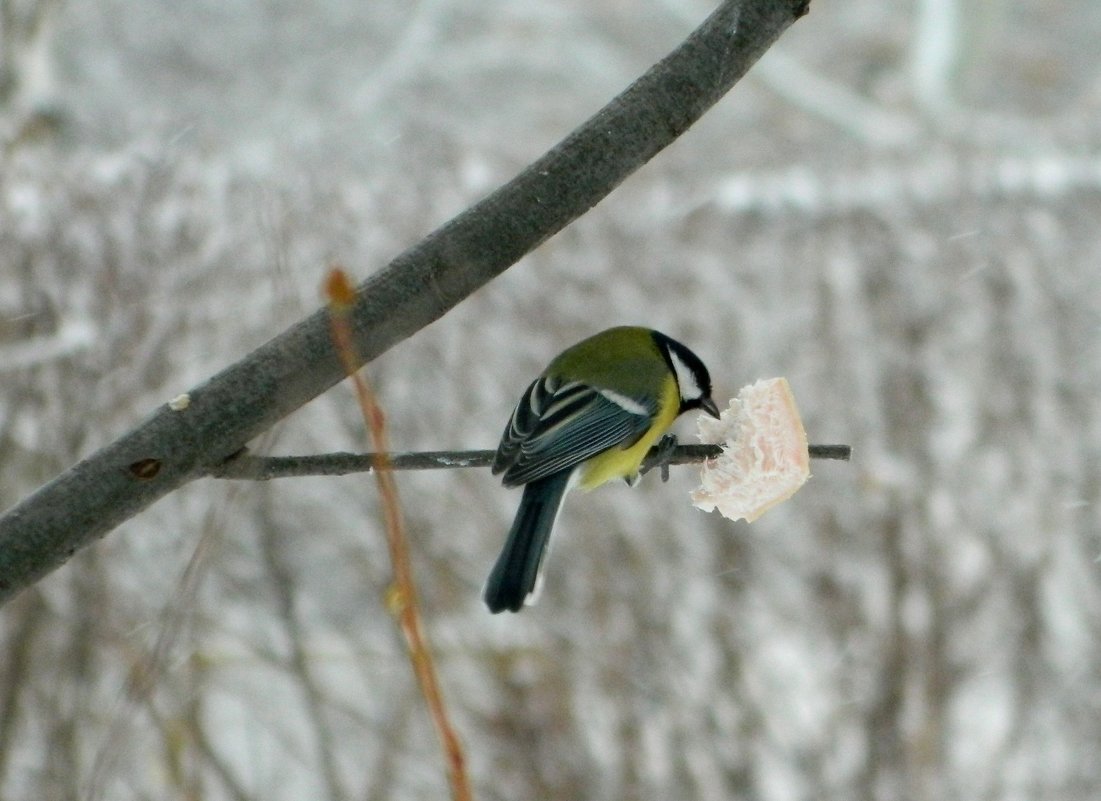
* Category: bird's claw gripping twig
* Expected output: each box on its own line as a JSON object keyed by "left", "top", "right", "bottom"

{"left": 644, "top": 433, "right": 679, "bottom": 483}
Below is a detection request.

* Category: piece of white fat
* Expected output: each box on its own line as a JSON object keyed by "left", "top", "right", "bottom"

{"left": 691, "top": 377, "right": 810, "bottom": 523}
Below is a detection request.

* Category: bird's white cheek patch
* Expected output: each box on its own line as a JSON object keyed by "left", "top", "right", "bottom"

{"left": 669, "top": 350, "right": 702, "bottom": 401}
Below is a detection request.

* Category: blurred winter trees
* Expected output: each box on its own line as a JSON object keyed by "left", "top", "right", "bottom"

{"left": 1, "top": 1, "right": 1099, "bottom": 799}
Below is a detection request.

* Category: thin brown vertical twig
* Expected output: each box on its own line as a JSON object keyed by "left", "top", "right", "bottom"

{"left": 324, "top": 268, "right": 471, "bottom": 801}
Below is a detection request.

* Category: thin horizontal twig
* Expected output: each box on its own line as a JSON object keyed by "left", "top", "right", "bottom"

{"left": 212, "top": 442, "right": 851, "bottom": 481}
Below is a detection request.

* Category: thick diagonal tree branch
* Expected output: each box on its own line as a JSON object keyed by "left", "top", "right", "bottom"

{"left": 0, "top": 0, "right": 811, "bottom": 604}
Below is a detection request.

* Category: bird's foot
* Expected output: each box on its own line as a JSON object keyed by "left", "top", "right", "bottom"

{"left": 638, "top": 433, "right": 679, "bottom": 483}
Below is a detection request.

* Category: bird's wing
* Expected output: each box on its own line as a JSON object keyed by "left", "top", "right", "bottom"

{"left": 493, "top": 376, "right": 655, "bottom": 487}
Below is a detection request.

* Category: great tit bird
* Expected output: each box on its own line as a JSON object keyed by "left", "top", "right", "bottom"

{"left": 484, "top": 326, "right": 720, "bottom": 613}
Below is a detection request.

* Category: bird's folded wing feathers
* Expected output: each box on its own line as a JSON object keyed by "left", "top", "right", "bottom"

{"left": 494, "top": 377, "right": 654, "bottom": 487}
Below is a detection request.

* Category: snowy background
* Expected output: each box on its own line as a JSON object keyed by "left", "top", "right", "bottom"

{"left": 2, "top": 0, "right": 1100, "bottom": 799}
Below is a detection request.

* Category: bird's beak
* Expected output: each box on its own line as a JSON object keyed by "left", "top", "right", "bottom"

{"left": 701, "top": 397, "right": 721, "bottom": 419}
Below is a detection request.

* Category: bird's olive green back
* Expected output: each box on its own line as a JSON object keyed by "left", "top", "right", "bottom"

{"left": 545, "top": 326, "right": 666, "bottom": 398}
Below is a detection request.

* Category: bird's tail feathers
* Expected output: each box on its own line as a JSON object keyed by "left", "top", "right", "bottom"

{"left": 484, "top": 470, "right": 573, "bottom": 613}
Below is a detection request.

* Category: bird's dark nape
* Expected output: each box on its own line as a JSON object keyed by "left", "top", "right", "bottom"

{"left": 484, "top": 470, "right": 573, "bottom": 613}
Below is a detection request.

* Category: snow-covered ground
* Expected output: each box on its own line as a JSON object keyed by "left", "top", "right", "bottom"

{"left": 1, "top": 1, "right": 1099, "bottom": 799}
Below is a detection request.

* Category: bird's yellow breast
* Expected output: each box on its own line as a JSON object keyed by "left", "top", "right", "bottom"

{"left": 577, "top": 376, "right": 681, "bottom": 491}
